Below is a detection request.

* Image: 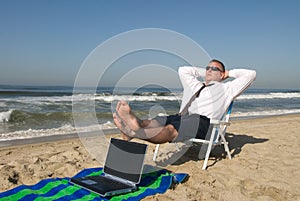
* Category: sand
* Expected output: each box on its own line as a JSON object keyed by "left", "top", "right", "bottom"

{"left": 0, "top": 114, "right": 299, "bottom": 200}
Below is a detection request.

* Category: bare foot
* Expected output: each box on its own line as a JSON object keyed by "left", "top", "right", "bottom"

{"left": 116, "top": 101, "right": 140, "bottom": 131}
{"left": 113, "top": 113, "right": 133, "bottom": 141}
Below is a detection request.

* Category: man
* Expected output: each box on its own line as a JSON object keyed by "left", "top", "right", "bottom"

{"left": 113, "top": 59, "right": 256, "bottom": 144}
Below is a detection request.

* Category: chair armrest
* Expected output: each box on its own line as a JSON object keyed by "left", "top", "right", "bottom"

{"left": 210, "top": 119, "right": 231, "bottom": 126}
{"left": 189, "top": 138, "right": 209, "bottom": 143}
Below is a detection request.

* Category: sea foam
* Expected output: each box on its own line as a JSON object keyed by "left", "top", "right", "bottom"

{"left": 238, "top": 92, "right": 300, "bottom": 100}
{"left": 0, "top": 122, "right": 116, "bottom": 141}
{"left": 0, "top": 110, "right": 13, "bottom": 123}
{"left": 231, "top": 109, "right": 300, "bottom": 118}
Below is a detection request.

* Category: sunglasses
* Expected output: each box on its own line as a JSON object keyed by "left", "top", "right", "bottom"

{"left": 206, "top": 66, "right": 224, "bottom": 72}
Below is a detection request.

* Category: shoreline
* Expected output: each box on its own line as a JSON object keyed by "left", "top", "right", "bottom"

{"left": 231, "top": 112, "right": 300, "bottom": 121}
{"left": 1, "top": 114, "right": 300, "bottom": 200}
{"left": 0, "top": 113, "right": 299, "bottom": 148}
{"left": 0, "top": 128, "right": 119, "bottom": 148}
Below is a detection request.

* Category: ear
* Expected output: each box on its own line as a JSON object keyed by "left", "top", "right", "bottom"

{"left": 219, "top": 72, "right": 225, "bottom": 80}
{"left": 221, "top": 70, "right": 229, "bottom": 80}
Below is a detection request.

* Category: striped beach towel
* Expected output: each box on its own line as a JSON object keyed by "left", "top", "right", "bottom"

{"left": 0, "top": 167, "right": 188, "bottom": 201}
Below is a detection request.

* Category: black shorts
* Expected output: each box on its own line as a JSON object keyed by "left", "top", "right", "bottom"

{"left": 153, "top": 114, "right": 210, "bottom": 142}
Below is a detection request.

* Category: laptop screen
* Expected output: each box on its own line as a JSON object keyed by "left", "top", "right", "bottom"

{"left": 104, "top": 138, "right": 148, "bottom": 183}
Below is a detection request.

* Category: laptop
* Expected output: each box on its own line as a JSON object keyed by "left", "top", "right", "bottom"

{"left": 70, "top": 138, "right": 148, "bottom": 197}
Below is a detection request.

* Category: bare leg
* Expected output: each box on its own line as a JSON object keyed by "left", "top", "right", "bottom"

{"left": 115, "top": 101, "right": 179, "bottom": 144}
{"left": 134, "top": 125, "right": 178, "bottom": 144}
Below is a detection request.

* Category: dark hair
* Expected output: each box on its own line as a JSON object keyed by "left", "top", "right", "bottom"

{"left": 210, "top": 59, "right": 225, "bottom": 72}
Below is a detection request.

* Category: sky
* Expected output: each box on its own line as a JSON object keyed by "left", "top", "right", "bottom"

{"left": 0, "top": 0, "right": 300, "bottom": 89}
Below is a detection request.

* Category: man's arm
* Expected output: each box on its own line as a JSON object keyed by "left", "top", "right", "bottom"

{"left": 224, "top": 69, "right": 256, "bottom": 99}
{"left": 178, "top": 66, "right": 206, "bottom": 93}
{"left": 178, "top": 66, "right": 205, "bottom": 113}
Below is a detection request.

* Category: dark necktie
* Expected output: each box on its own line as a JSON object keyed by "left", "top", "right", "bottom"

{"left": 179, "top": 83, "right": 213, "bottom": 115}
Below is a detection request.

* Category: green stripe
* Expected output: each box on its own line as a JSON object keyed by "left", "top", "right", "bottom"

{"left": 71, "top": 193, "right": 105, "bottom": 201}
{"left": 0, "top": 170, "right": 172, "bottom": 201}
{"left": 34, "top": 170, "right": 103, "bottom": 200}
{"left": 110, "top": 173, "right": 172, "bottom": 201}
{"left": 34, "top": 185, "right": 79, "bottom": 201}
{"left": 0, "top": 180, "right": 66, "bottom": 201}
{"left": 86, "top": 170, "right": 103, "bottom": 176}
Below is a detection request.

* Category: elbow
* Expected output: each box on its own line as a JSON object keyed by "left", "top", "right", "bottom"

{"left": 246, "top": 70, "right": 257, "bottom": 87}
{"left": 178, "top": 66, "right": 189, "bottom": 76}
{"left": 178, "top": 66, "right": 185, "bottom": 74}
{"left": 250, "top": 70, "right": 257, "bottom": 81}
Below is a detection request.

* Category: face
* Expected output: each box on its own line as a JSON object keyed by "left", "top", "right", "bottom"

{"left": 205, "top": 61, "right": 225, "bottom": 83}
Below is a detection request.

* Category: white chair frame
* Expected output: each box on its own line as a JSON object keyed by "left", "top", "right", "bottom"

{"left": 153, "top": 102, "right": 233, "bottom": 170}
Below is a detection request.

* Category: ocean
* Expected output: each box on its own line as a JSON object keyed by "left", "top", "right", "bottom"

{"left": 0, "top": 85, "right": 299, "bottom": 142}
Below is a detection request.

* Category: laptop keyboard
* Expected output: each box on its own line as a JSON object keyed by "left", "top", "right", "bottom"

{"left": 89, "top": 176, "right": 132, "bottom": 190}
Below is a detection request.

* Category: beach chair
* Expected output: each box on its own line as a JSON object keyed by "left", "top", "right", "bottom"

{"left": 153, "top": 102, "right": 233, "bottom": 170}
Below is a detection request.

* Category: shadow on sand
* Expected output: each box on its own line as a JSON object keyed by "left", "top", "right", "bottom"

{"left": 155, "top": 132, "right": 269, "bottom": 168}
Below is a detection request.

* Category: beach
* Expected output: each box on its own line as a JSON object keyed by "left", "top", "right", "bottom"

{"left": 0, "top": 114, "right": 300, "bottom": 200}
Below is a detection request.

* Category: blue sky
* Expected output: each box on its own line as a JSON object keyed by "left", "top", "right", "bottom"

{"left": 0, "top": 0, "right": 299, "bottom": 89}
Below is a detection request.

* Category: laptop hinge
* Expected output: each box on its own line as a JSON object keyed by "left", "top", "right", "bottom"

{"left": 105, "top": 173, "right": 136, "bottom": 187}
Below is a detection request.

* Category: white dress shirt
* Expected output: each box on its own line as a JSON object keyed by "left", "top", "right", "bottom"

{"left": 178, "top": 66, "right": 256, "bottom": 120}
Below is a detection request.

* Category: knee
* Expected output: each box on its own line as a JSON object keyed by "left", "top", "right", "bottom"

{"left": 165, "top": 124, "right": 178, "bottom": 139}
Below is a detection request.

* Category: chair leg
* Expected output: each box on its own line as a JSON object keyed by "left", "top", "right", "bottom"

{"left": 220, "top": 133, "right": 232, "bottom": 160}
{"left": 202, "top": 127, "right": 217, "bottom": 170}
{"left": 174, "top": 143, "right": 180, "bottom": 151}
{"left": 202, "top": 142, "right": 213, "bottom": 170}
{"left": 153, "top": 144, "right": 160, "bottom": 161}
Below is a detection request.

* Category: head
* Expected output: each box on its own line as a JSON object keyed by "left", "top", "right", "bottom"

{"left": 205, "top": 59, "right": 226, "bottom": 83}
